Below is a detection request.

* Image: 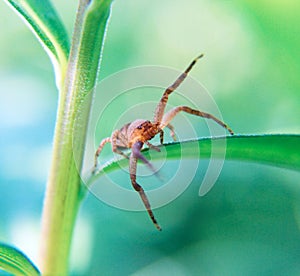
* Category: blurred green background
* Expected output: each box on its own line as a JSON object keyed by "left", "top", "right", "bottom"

{"left": 0, "top": 0, "right": 300, "bottom": 275}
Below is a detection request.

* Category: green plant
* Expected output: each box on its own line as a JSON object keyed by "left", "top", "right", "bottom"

{"left": 1, "top": 1, "right": 300, "bottom": 275}
{"left": 1, "top": 0, "right": 113, "bottom": 274}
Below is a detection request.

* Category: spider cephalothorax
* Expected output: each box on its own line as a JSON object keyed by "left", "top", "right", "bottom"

{"left": 94, "top": 54, "right": 234, "bottom": 231}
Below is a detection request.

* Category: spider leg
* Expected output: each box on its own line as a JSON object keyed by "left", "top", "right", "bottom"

{"left": 132, "top": 142, "right": 158, "bottom": 175}
{"left": 159, "top": 125, "right": 177, "bottom": 144}
{"left": 145, "top": 141, "right": 161, "bottom": 152}
{"left": 111, "top": 129, "right": 129, "bottom": 159}
{"left": 161, "top": 106, "right": 234, "bottom": 135}
{"left": 153, "top": 54, "right": 204, "bottom": 124}
{"left": 166, "top": 124, "right": 177, "bottom": 141}
{"left": 159, "top": 129, "right": 164, "bottom": 144}
{"left": 130, "top": 142, "right": 161, "bottom": 231}
{"left": 94, "top": 137, "right": 111, "bottom": 172}
{"left": 112, "top": 147, "right": 129, "bottom": 159}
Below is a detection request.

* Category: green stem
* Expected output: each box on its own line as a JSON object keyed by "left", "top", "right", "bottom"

{"left": 39, "top": 1, "right": 112, "bottom": 275}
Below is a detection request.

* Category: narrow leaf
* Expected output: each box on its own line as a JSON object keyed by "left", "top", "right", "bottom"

{"left": 89, "top": 134, "right": 300, "bottom": 187}
{"left": 0, "top": 243, "right": 40, "bottom": 276}
{"left": 4, "top": 0, "right": 69, "bottom": 87}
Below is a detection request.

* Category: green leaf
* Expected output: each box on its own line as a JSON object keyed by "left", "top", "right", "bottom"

{"left": 0, "top": 243, "right": 40, "bottom": 276}
{"left": 89, "top": 134, "right": 300, "bottom": 186}
{"left": 4, "top": 0, "right": 69, "bottom": 87}
{"left": 224, "top": 134, "right": 300, "bottom": 170}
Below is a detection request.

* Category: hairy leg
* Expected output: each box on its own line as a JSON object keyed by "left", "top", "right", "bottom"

{"left": 94, "top": 137, "right": 111, "bottom": 172}
{"left": 166, "top": 124, "right": 177, "bottom": 141}
{"left": 161, "top": 106, "right": 234, "bottom": 135}
{"left": 145, "top": 141, "right": 161, "bottom": 152}
{"left": 130, "top": 142, "right": 161, "bottom": 231}
{"left": 132, "top": 142, "right": 158, "bottom": 175}
{"left": 153, "top": 54, "right": 204, "bottom": 124}
{"left": 159, "top": 124, "right": 177, "bottom": 144}
{"left": 159, "top": 129, "right": 164, "bottom": 144}
{"left": 111, "top": 129, "right": 130, "bottom": 159}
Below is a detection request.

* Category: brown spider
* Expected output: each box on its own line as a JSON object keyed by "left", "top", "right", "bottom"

{"left": 93, "top": 54, "right": 234, "bottom": 231}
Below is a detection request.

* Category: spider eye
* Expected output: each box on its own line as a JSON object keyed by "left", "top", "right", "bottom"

{"left": 137, "top": 125, "right": 142, "bottom": 129}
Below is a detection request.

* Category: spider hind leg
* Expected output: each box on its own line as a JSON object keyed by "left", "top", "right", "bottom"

{"left": 93, "top": 137, "right": 111, "bottom": 173}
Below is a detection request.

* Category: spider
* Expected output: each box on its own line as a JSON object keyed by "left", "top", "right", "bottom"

{"left": 93, "top": 54, "right": 234, "bottom": 231}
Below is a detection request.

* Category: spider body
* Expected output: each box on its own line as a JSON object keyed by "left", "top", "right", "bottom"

{"left": 126, "top": 120, "right": 160, "bottom": 147}
{"left": 94, "top": 54, "right": 234, "bottom": 231}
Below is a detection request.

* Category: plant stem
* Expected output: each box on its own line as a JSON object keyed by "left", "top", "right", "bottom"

{"left": 39, "top": 0, "right": 112, "bottom": 274}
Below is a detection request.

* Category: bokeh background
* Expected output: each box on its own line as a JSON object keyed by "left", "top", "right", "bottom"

{"left": 1, "top": 0, "right": 300, "bottom": 275}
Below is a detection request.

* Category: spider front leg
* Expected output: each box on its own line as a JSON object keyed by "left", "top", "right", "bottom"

{"left": 153, "top": 54, "right": 204, "bottom": 125}
{"left": 130, "top": 141, "right": 161, "bottom": 231}
{"left": 161, "top": 106, "right": 234, "bottom": 135}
